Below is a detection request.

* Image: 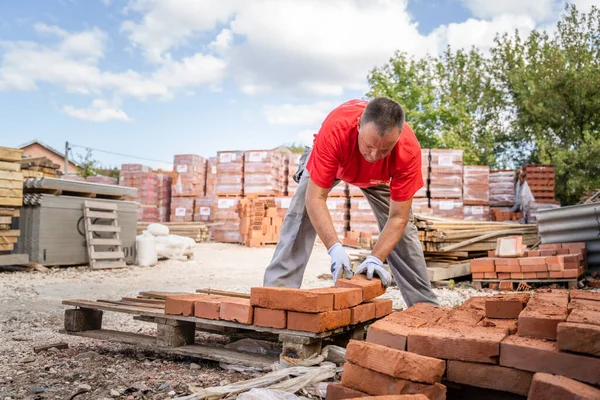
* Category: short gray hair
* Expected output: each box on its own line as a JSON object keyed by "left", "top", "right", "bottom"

{"left": 361, "top": 97, "right": 405, "bottom": 136}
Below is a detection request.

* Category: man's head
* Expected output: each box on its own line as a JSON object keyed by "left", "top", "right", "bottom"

{"left": 357, "top": 97, "right": 405, "bottom": 163}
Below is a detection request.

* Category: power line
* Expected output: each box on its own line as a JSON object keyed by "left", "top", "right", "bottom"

{"left": 69, "top": 143, "right": 173, "bottom": 165}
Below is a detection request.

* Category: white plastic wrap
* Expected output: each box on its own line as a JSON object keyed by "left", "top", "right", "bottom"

{"left": 154, "top": 234, "right": 196, "bottom": 259}
{"left": 136, "top": 231, "right": 158, "bottom": 267}
{"left": 147, "top": 223, "right": 169, "bottom": 236}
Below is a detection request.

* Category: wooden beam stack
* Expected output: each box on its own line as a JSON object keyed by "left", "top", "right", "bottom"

{"left": 0, "top": 146, "right": 24, "bottom": 254}
{"left": 19, "top": 157, "right": 61, "bottom": 178}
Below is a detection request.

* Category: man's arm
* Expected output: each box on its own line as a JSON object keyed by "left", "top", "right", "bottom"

{"left": 305, "top": 178, "right": 339, "bottom": 248}
{"left": 371, "top": 197, "right": 413, "bottom": 262}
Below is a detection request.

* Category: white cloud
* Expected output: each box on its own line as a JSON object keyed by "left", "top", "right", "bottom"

{"left": 62, "top": 99, "right": 130, "bottom": 122}
{"left": 264, "top": 101, "right": 337, "bottom": 126}
{"left": 297, "top": 129, "right": 317, "bottom": 146}
{"left": 569, "top": 0, "right": 600, "bottom": 13}
{"left": 461, "top": 0, "right": 558, "bottom": 21}
{"left": 209, "top": 29, "right": 233, "bottom": 55}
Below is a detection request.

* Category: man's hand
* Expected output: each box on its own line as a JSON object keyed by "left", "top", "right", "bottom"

{"left": 328, "top": 242, "right": 352, "bottom": 283}
{"left": 355, "top": 255, "right": 393, "bottom": 287}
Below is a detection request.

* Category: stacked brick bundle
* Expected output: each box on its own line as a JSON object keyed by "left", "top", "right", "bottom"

{"left": 429, "top": 150, "right": 463, "bottom": 219}
{"left": 463, "top": 166, "right": 490, "bottom": 221}
{"left": 330, "top": 289, "right": 600, "bottom": 399}
{"left": 243, "top": 149, "right": 290, "bottom": 196}
{"left": 490, "top": 170, "right": 515, "bottom": 207}
{"left": 120, "top": 164, "right": 164, "bottom": 222}
{"left": 342, "top": 230, "right": 375, "bottom": 250}
{"left": 491, "top": 208, "right": 523, "bottom": 222}
{"left": 327, "top": 197, "right": 349, "bottom": 240}
{"left": 193, "top": 197, "right": 213, "bottom": 223}
{"left": 156, "top": 174, "right": 172, "bottom": 222}
{"left": 471, "top": 240, "right": 587, "bottom": 281}
{"left": 205, "top": 157, "right": 217, "bottom": 198}
{"left": 415, "top": 148, "right": 429, "bottom": 198}
{"left": 237, "top": 197, "right": 283, "bottom": 247}
{"left": 522, "top": 164, "right": 555, "bottom": 202}
{"left": 286, "top": 153, "right": 301, "bottom": 196}
{"left": 170, "top": 197, "right": 195, "bottom": 222}
{"left": 212, "top": 198, "right": 240, "bottom": 243}
{"left": 164, "top": 275, "right": 391, "bottom": 333}
{"left": 171, "top": 154, "right": 206, "bottom": 222}
{"left": 216, "top": 151, "right": 244, "bottom": 196}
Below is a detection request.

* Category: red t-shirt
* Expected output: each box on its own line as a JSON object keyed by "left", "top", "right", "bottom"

{"left": 305, "top": 99, "right": 423, "bottom": 202}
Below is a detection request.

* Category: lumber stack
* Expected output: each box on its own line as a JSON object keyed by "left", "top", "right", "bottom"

{"left": 19, "top": 157, "right": 60, "bottom": 178}
{"left": 136, "top": 221, "right": 210, "bottom": 243}
{"left": 237, "top": 197, "right": 282, "bottom": 247}
{"left": 337, "top": 289, "right": 600, "bottom": 399}
{"left": 0, "top": 147, "right": 23, "bottom": 254}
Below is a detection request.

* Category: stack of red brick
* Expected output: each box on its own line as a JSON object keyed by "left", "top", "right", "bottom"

{"left": 328, "top": 289, "right": 600, "bottom": 399}
{"left": 171, "top": 154, "right": 206, "bottom": 222}
{"left": 342, "top": 230, "right": 375, "bottom": 250}
{"left": 327, "top": 197, "right": 349, "bottom": 241}
{"left": 415, "top": 148, "right": 429, "bottom": 198}
{"left": 119, "top": 164, "right": 172, "bottom": 222}
{"left": 243, "top": 149, "right": 290, "bottom": 196}
{"left": 429, "top": 150, "right": 463, "bottom": 219}
{"left": 491, "top": 208, "right": 523, "bottom": 222}
{"left": 216, "top": 151, "right": 244, "bottom": 196}
{"left": 193, "top": 157, "right": 217, "bottom": 237}
{"left": 237, "top": 197, "right": 283, "bottom": 247}
{"left": 211, "top": 198, "right": 240, "bottom": 243}
{"left": 164, "top": 275, "right": 391, "bottom": 333}
{"left": 463, "top": 165, "right": 490, "bottom": 221}
{"left": 471, "top": 241, "right": 587, "bottom": 281}
{"left": 521, "top": 164, "right": 561, "bottom": 223}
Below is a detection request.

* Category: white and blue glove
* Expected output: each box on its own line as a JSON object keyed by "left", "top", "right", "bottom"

{"left": 328, "top": 242, "right": 353, "bottom": 284}
{"left": 355, "top": 255, "right": 393, "bottom": 287}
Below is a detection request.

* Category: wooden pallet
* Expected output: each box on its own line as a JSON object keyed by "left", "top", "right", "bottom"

{"left": 62, "top": 293, "right": 374, "bottom": 367}
{"left": 83, "top": 201, "right": 126, "bottom": 269}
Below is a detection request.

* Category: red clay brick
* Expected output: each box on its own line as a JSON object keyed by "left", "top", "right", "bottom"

{"left": 387, "top": 303, "right": 448, "bottom": 325}
{"left": 500, "top": 335, "right": 600, "bottom": 385}
{"left": 510, "top": 273, "right": 525, "bottom": 279}
{"left": 522, "top": 272, "right": 537, "bottom": 279}
{"left": 536, "top": 272, "right": 549, "bottom": 278}
{"left": 470, "top": 258, "right": 495, "bottom": 273}
{"left": 528, "top": 372, "right": 600, "bottom": 400}
{"left": 497, "top": 272, "right": 511, "bottom": 280}
{"left": 556, "top": 248, "right": 570, "bottom": 255}
{"left": 498, "top": 281, "right": 514, "bottom": 291}
{"left": 563, "top": 269, "right": 581, "bottom": 278}
{"left": 350, "top": 302, "right": 376, "bottom": 324}
{"left": 545, "top": 255, "right": 564, "bottom": 266}
{"left": 253, "top": 307, "right": 286, "bottom": 329}
{"left": 287, "top": 309, "right": 351, "bottom": 333}
{"left": 472, "top": 272, "right": 485, "bottom": 279}
{"left": 569, "top": 298, "right": 600, "bottom": 312}
{"left": 219, "top": 298, "right": 253, "bottom": 324}
{"left": 567, "top": 309, "right": 600, "bottom": 326}
{"left": 521, "top": 264, "right": 547, "bottom": 273}
{"left": 496, "top": 236, "right": 523, "bottom": 257}
{"left": 518, "top": 295, "right": 568, "bottom": 340}
{"left": 194, "top": 295, "right": 224, "bottom": 319}
{"left": 547, "top": 263, "right": 563, "bottom": 271}
{"left": 407, "top": 325, "right": 506, "bottom": 364}
{"left": 165, "top": 294, "right": 205, "bottom": 316}
{"left": 336, "top": 275, "right": 386, "bottom": 301}
{"left": 562, "top": 242, "right": 586, "bottom": 252}
{"left": 557, "top": 322, "right": 600, "bottom": 357}
{"left": 518, "top": 257, "right": 546, "bottom": 266}
{"left": 485, "top": 293, "right": 529, "bottom": 319}
{"left": 250, "top": 287, "right": 333, "bottom": 313}
{"left": 488, "top": 250, "right": 496, "bottom": 257}
{"left": 310, "top": 287, "right": 363, "bottom": 310}
{"left": 325, "top": 383, "right": 369, "bottom": 399}
{"left": 570, "top": 290, "right": 600, "bottom": 302}
{"left": 484, "top": 272, "right": 497, "bottom": 279}
{"left": 495, "top": 262, "right": 521, "bottom": 273}
{"left": 366, "top": 320, "right": 414, "bottom": 351}
{"left": 346, "top": 340, "right": 445, "bottom": 384}
{"left": 476, "top": 318, "right": 518, "bottom": 334}
{"left": 437, "top": 309, "right": 483, "bottom": 327}
{"left": 447, "top": 360, "right": 533, "bottom": 396}
{"left": 525, "top": 250, "right": 540, "bottom": 257}
{"left": 369, "top": 298, "right": 393, "bottom": 318}
{"left": 341, "top": 362, "right": 447, "bottom": 400}
{"left": 549, "top": 271, "right": 564, "bottom": 278}
{"left": 539, "top": 243, "right": 561, "bottom": 250}
{"left": 456, "top": 296, "right": 487, "bottom": 316}
{"left": 539, "top": 249, "right": 556, "bottom": 257}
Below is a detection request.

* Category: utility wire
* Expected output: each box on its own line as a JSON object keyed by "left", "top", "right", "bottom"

{"left": 69, "top": 143, "right": 172, "bottom": 165}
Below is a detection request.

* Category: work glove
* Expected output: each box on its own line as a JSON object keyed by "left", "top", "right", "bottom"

{"left": 328, "top": 242, "right": 353, "bottom": 284}
{"left": 355, "top": 255, "right": 393, "bottom": 287}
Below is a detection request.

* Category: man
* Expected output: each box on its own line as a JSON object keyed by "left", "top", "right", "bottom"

{"left": 264, "top": 97, "right": 439, "bottom": 307}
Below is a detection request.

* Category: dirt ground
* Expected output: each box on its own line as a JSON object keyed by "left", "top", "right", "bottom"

{"left": 0, "top": 242, "right": 487, "bottom": 400}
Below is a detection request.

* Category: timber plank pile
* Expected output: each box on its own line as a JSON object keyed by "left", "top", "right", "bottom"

{"left": 0, "top": 147, "right": 23, "bottom": 258}
{"left": 19, "top": 156, "right": 61, "bottom": 178}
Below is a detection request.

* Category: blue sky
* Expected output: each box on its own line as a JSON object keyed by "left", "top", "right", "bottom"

{"left": 0, "top": 0, "right": 596, "bottom": 169}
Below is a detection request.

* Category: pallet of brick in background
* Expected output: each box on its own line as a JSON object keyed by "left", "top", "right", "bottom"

{"left": 171, "top": 154, "right": 206, "bottom": 223}
{"left": 471, "top": 238, "right": 587, "bottom": 289}
{"left": 463, "top": 165, "right": 490, "bottom": 221}
{"left": 237, "top": 197, "right": 282, "bottom": 247}
{"left": 522, "top": 164, "right": 555, "bottom": 202}
{"left": 490, "top": 169, "right": 515, "bottom": 207}
{"left": 243, "top": 148, "right": 290, "bottom": 196}
{"left": 326, "top": 288, "right": 600, "bottom": 399}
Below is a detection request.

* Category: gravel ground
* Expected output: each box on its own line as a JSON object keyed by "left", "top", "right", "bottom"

{"left": 0, "top": 242, "right": 492, "bottom": 400}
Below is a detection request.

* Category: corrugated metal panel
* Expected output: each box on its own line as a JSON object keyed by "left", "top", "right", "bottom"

{"left": 537, "top": 203, "right": 600, "bottom": 270}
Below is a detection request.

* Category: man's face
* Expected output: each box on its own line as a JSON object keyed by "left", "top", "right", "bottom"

{"left": 357, "top": 119, "right": 401, "bottom": 163}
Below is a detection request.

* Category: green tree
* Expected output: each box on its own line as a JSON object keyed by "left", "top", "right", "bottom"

{"left": 76, "top": 149, "right": 99, "bottom": 178}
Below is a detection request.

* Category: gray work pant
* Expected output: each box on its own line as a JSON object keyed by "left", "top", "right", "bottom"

{"left": 263, "top": 148, "right": 439, "bottom": 307}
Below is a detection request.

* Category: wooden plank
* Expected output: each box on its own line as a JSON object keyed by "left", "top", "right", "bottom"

{"left": 0, "top": 244, "right": 15, "bottom": 251}
{"left": 0, "top": 197, "right": 22, "bottom": 207}
{"left": 138, "top": 291, "right": 192, "bottom": 300}
{"left": 0, "top": 208, "right": 15, "bottom": 216}
{"left": 86, "top": 211, "right": 117, "bottom": 219}
{"left": 0, "top": 180, "right": 23, "bottom": 189}
{"left": 196, "top": 288, "right": 251, "bottom": 299}
{"left": 0, "top": 237, "right": 18, "bottom": 244}
{"left": 123, "top": 297, "right": 165, "bottom": 305}
{"left": 0, "top": 171, "right": 23, "bottom": 181}
{"left": 91, "top": 251, "right": 125, "bottom": 260}
{"left": 0, "top": 216, "right": 12, "bottom": 224}
{"left": 62, "top": 329, "right": 278, "bottom": 368}
{"left": 0, "top": 253, "right": 29, "bottom": 266}
{"left": 89, "top": 238, "right": 122, "bottom": 246}
{"left": 0, "top": 189, "right": 22, "bottom": 198}
{"left": 0, "top": 161, "right": 20, "bottom": 172}
{"left": 0, "top": 147, "right": 23, "bottom": 162}
{"left": 84, "top": 200, "right": 118, "bottom": 211}
{"left": 90, "top": 261, "right": 127, "bottom": 270}
{"left": 97, "top": 299, "right": 164, "bottom": 310}
{"left": 88, "top": 225, "right": 120, "bottom": 232}
{"left": 0, "top": 230, "right": 19, "bottom": 236}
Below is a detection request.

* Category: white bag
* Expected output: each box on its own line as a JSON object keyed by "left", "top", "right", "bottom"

{"left": 147, "top": 223, "right": 169, "bottom": 236}
{"left": 136, "top": 231, "right": 158, "bottom": 267}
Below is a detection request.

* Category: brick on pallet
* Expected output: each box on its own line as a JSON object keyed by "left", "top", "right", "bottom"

{"left": 500, "top": 335, "right": 600, "bottom": 386}
{"left": 569, "top": 298, "right": 600, "bottom": 312}
{"left": 369, "top": 298, "right": 394, "bottom": 318}
{"left": 341, "top": 362, "right": 447, "bottom": 400}
{"left": 287, "top": 309, "right": 351, "bottom": 333}
{"left": 336, "top": 275, "right": 385, "bottom": 301}
{"left": 407, "top": 325, "right": 506, "bottom": 364}
{"left": 310, "top": 287, "right": 363, "bottom": 310}
{"left": 350, "top": 302, "right": 376, "bottom": 324}
{"left": 437, "top": 309, "right": 483, "bottom": 327}
{"left": 557, "top": 322, "right": 600, "bottom": 357}
{"left": 495, "top": 236, "right": 523, "bottom": 257}
{"left": 571, "top": 290, "right": 600, "bottom": 302}
{"left": 528, "top": 372, "right": 600, "bottom": 400}
{"left": 470, "top": 258, "right": 495, "bottom": 273}
{"left": 476, "top": 318, "right": 518, "bottom": 334}
{"left": 567, "top": 309, "right": 600, "bottom": 326}
{"left": 165, "top": 294, "right": 206, "bottom": 316}
{"left": 250, "top": 287, "right": 334, "bottom": 312}
{"left": 485, "top": 293, "right": 529, "bottom": 319}
{"left": 326, "top": 383, "right": 369, "bottom": 399}
{"left": 447, "top": 360, "right": 533, "bottom": 396}
{"left": 455, "top": 296, "right": 487, "bottom": 316}
{"left": 194, "top": 295, "right": 224, "bottom": 319}
{"left": 253, "top": 307, "right": 286, "bottom": 329}
{"left": 219, "top": 298, "right": 253, "bottom": 324}
{"left": 495, "top": 258, "right": 521, "bottom": 273}
{"left": 346, "top": 340, "right": 445, "bottom": 384}
{"left": 518, "top": 292, "right": 568, "bottom": 340}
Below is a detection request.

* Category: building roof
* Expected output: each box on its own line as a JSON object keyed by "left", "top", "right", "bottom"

{"left": 18, "top": 139, "right": 78, "bottom": 165}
